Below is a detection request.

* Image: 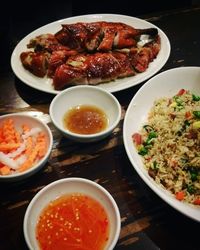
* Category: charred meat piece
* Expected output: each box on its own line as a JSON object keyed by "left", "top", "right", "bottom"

{"left": 112, "top": 52, "right": 135, "bottom": 78}
{"left": 55, "top": 23, "right": 88, "bottom": 51}
{"left": 27, "top": 34, "right": 61, "bottom": 52}
{"left": 97, "top": 25, "right": 116, "bottom": 51}
{"left": 53, "top": 54, "right": 89, "bottom": 90}
{"left": 86, "top": 52, "right": 133, "bottom": 84}
{"left": 20, "top": 51, "right": 49, "bottom": 77}
{"left": 53, "top": 64, "right": 88, "bottom": 89}
{"left": 53, "top": 52, "right": 135, "bottom": 90}
{"left": 87, "top": 53, "right": 121, "bottom": 84}
{"left": 84, "top": 23, "right": 103, "bottom": 51}
{"left": 47, "top": 49, "right": 78, "bottom": 77}
{"left": 129, "top": 47, "right": 152, "bottom": 73}
{"left": 145, "top": 35, "right": 161, "bottom": 59}
{"left": 129, "top": 35, "right": 161, "bottom": 72}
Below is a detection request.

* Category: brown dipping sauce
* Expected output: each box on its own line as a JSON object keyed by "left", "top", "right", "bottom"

{"left": 63, "top": 105, "right": 109, "bottom": 134}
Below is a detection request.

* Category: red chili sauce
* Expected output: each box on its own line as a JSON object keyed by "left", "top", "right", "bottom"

{"left": 36, "top": 193, "right": 110, "bottom": 250}
{"left": 63, "top": 105, "right": 108, "bottom": 134}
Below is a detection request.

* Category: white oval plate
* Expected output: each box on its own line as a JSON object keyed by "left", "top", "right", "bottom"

{"left": 123, "top": 67, "right": 200, "bottom": 222}
{"left": 11, "top": 14, "right": 170, "bottom": 94}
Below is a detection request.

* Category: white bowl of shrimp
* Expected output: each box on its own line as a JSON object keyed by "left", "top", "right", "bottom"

{"left": 0, "top": 113, "right": 53, "bottom": 182}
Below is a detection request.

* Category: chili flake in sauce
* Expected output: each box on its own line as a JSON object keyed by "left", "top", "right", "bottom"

{"left": 36, "top": 193, "right": 110, "bottom": 250}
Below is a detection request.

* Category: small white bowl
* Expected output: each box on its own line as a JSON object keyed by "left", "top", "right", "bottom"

{"left": 23, "top": 177, "right": 121, "bottom": 250}
{"left": 0, "top": 113, "right": 53, "bottom": 182}
{"left": 49, "top": 86, "right": 121, "bottom": 143}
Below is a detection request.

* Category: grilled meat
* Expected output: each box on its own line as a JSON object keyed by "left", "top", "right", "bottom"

{"left": 20, "top": 51, "right": 49, "bottom": 77}
{"left": 53, "top": 52, "right": 135, "bottom": 90}
{"left": 55, "top": 21, "right": 158, "bottom": 52}
{"left": 20, "top": 21, "right": 161, "bottom": 89}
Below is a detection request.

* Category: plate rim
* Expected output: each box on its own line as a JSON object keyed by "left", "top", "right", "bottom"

{"left": 11, "top": 13, "right": 171, "bottom": 94}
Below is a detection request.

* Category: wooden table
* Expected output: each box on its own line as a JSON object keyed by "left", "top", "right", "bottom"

{"left": 1, "top": 5, "right": 200, "bottom": 250}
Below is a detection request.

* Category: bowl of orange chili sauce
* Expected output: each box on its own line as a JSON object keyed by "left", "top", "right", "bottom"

{"left": 23, "top": 177, "right": 121, "bottom": 250}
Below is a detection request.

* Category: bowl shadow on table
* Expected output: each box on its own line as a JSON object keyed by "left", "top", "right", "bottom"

{"left": 114, "top": 150, "right": 200, "bottom": 250}
{"left": 50, "top": 122, "right": 122, "bottom": 165}
{"left": 14, "top": 77, "right": 55, "bottom": 107}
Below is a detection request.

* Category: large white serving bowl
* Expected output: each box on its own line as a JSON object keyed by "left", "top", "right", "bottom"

{"left": 49, "top": 85, "right": 121, "bottom": 142}
{"left": 123, "top": 66, "right": 200, "bottom": 222}
{"left": 0, "top": 113, "right": 53, "bottom": 182}
{"left": 23, "top": 177, "right": 121, "bottom": 250}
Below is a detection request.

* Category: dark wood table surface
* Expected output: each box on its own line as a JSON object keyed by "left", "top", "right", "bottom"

{"left": 1, "top": 4, "right": 200, "bottom": 250}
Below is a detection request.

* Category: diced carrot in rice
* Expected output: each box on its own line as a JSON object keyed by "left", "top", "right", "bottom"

{"left": 193, "top": 199, "right": 200, "bottom": 205}
{"left": 175, "top": 191, "right": 185, "bottom": 201}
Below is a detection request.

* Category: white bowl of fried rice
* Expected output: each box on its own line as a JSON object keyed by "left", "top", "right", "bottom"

{"left": 123, "top": 66, "right": 200, "bottom": 222}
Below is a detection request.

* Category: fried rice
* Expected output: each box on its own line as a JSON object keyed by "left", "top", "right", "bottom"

{"left": 132, "top": 89, "right": 200, "bottom": 205}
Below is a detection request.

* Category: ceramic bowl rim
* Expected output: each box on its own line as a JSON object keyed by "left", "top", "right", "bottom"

{"left": 49, "top": 85, "right": 121, "bottom": 140}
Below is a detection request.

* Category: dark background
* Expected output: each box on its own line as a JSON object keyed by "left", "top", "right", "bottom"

{"left": 72, "top": 0, "right": 193, "bottom": 16}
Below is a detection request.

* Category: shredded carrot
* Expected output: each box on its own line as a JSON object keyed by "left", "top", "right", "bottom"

{"left": 24, "top": 136, "right": 33, "bottom": 156}
{"left": 37, "top": 132, "right": 47, "bottom": 158}
{"left": 15, "top": 131, "right": 21, "bottom": 143}
{"left": 0, "top": 128, "right": 4, "bottom": 143}
{"left": 22, "top": 124, "right": 30, "bottom": 133}
{"left": 0, "top": 118, "right": 48, "bottom": 175}
{"left": 0, "top": 143, "right": 21, "bottom": 152}
{"left": 0, "top": 166, "right": 11, "bottom": 175}
{"left": 18, "top": 144, "right": 40, "bottom": 172}
{"left": 2, "top": 119, "right": 16, "bottom": 144}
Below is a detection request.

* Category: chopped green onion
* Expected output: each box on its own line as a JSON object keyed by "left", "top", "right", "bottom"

{"left": 138, "top": 146, "right": 148, "bottom": 156}
{"left": 192, "top": 94, "right": 200, "bottom": 101}
{"left": 145, "top": 131, "right": 157, "bottom": 145}
{"left": 191, "top": 172, "right": 198, "bottom": 182}
{"left": 173, "top": 96, "right": 183, "bottom": 105}
{"left": 143, "top": 125, "right": 154, "bottom": 132}
{"left": 193, "top": 111, "right": 200, "bottom": 119}
{"left": 153, "top": 161, "right": 158, "bottom": 170}
{"left": 184, "top": 120, "right": 190, "bottom": 127}
{"left": 189, "top": 168, "right": 198, "bottom": 182}
{"left": 148, "top": 131, "right": 157, "bottom": 139}
{"left": 187, "top": 184, "right": 196, "bottom": 194}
